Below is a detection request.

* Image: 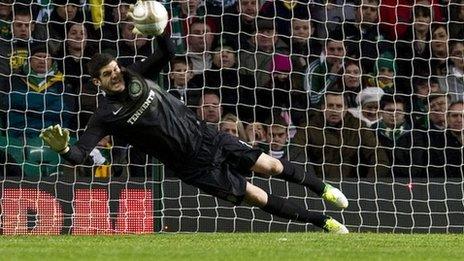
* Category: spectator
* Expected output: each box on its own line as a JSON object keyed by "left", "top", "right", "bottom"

{"left": 290, "top": 17, "right": 321, "bottom": 72}
{"left": 34, "top": 0, "right": 85, "bottom": 55}
{"left": 430, "top": 23, "right": 450, "bottom": 77}
{"left": 438, "top": 41, "right": 464, "bottom": 102}
{"left": 443, "top": 101, "right": 464, "bottom": 177}
{"left": 239, "top": 19, "right": 289, "bottom": 89}
{"left": 411, "top": 77, "right": 441, "bottom": 126}
{"left": 196, "top": 90, "right": 223, "bottom": 124}
{"left": 0, "top": 42, "right": 75, "bottom": 138}
{"left": 58, "top": 22, "right": 98, "bottom": 130}
{"left": 344, "top": 0, "right": 391, "bottom": 74}
{"left": 205, "top": 0, "right": 237, "bottom": 15}
{"left": 303, "top": 30, "right": 344, "bottom": 107}
{"left": 197, "top": 43, "right": 243, "bottom": 116}
{"left": 78, "top": 136, "right": 112, "bottom": 178}
{"left": 0, "top": 7, "right": 40, "bottom": 76}
{"left": 379, "top": 0, "right": 443, "bottom": 41}
{"left": 366, "top": 52, "right": 397, "bottom": 93}
{"left": 167, "top": 0, "right": 216, "bottom": 54}
{"left": 219, "top": 113, "right": 247, "bottom": 141}
{"left": 0, "top": 0, "right": 12, "bottom": 39}
{"left": 342, "top": 60, "right": 363, "bottom": 108}
{"left": 429, "top": 101, "right": 464, "bottom": 178}
{"left": 100, "top": 0, "right": 135, "bottom": 45}
{"left": 396, "top": 5, "right": 433, "bottom": 84}
{"left": 59, "top": 22, "right": 93, "bottom": 77}
{"left": 256, "top": 54, "right": 306, "bottom": 123}
{"left": 98, "top": 0, "right": 137, "bottom": 49}
{"left": 244, "top": 121, "right": 267, "bottom": 146}
{"left": 187, "top": 20, "right": 215, "bottom": 74}
{"left": 259, "top": 0, "right": 311, "bottom": 43}
{"left": 372, "top": 95, "right": 427, "bottom": 178}
{"left": 0, "top": 42, "right": 75, "bottom": 177}
{"left": 76, "top": 135, "right": 143, "bottom": 178}
{"left": 167, "top": 56, "right": 199, "bottom": 106}
{"left": 203, "top": 40, "right": 257, "bottom": 120}
{"left": 417, "top": 91, "right": 450, "bottom": 131}
{"left": 104, "top": 19, "right": 155, "bottom": 70}
{"left": 258, "top": 113, "right": 307, "bottom": 169}
{"left": 423, "top": 92, "right": 449, "bottom": 177}
{"left": 310, "top": 0, "right": 357, "bottom": 39}
{"left": 294, "top": 91, "right": 390, "bottom": 179}
{"left": 347, "top": 87, "right": 385, "bottom": 127}
{"left": 449, "top": 0, "right": 464, "bottom": 40}
{"left": 221, "top": 0, "right": 260, "bottom": 50}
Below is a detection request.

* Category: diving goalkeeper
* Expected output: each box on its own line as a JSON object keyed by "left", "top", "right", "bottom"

{"left": 40, "top": 0, "right": 349, "bottom": 233}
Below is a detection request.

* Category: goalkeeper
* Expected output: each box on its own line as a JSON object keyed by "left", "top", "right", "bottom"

{"left": 40, "top": 0, "right": 349, "bottom": 233}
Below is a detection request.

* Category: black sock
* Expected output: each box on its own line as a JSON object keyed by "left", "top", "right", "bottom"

{"left": 277, "top": 158, "right": 326, "bottom": 196}
{"left": 261, "top": 194, "right": 328, "bottom": 228}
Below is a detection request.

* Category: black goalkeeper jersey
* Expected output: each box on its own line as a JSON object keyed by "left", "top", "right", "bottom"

{"left": 62, "top": 70, "right": 207, "bottom": 172}
{"left": 61, "top": 35, "right": 211, "bottom": 172}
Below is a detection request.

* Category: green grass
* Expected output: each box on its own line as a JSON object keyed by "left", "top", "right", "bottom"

{"left": 0, "top": 233, "right": 462, "bottom": 260}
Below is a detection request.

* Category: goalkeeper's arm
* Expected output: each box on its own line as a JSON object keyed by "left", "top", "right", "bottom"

{"left": 128, "top": 32, "right": 175, "bottom": 78}
{"left": 40, "top": 119, "right": 107, "bottom": 165}
{"left": 126, "top": 0, "right": 174, "bottom": 78}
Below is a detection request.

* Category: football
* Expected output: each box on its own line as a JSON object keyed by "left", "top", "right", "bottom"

{"left": 130, "top": 1, "right": 169, "bottom": 36}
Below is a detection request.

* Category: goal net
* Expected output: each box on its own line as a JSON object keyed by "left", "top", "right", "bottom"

{"left": 0, "top": 0, "right": 463, "bottom": 234}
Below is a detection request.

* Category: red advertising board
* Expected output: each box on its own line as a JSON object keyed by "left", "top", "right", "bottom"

{"left": 0, "top": 178, "right": 156, "bottom": 235}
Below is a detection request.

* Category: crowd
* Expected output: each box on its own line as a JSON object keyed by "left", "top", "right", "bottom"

{"left": 0, "top": 0, "right": 463, "bottom": 180}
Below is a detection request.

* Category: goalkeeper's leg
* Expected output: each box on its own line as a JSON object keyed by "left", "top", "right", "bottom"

{"left": 251, "top": 154, "right": 348, "bottom": 209}
{"left": 243, "top": 182, "right": 348, "bottom": 234}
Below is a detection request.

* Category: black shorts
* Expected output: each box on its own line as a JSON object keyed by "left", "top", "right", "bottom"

{"left": 179, "top": 128, "right": 262, "bottom": 205}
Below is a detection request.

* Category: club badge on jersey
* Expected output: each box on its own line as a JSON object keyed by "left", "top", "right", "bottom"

{"left": 129, "top": 80, "right": 143, "bottom": 100}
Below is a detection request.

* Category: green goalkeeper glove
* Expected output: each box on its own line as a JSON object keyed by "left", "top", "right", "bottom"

{"left": 128, "top": 0, "right": 168, "bottom": 36}
{"left": 39, "top": 124, "right": 70, "bottom": 154}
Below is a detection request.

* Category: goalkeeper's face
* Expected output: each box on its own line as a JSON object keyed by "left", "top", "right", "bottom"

{"left": 96, "top": 61, "right": 126, "bottom": 94}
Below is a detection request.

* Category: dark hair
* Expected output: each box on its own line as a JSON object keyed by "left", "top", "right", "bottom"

{"left": 319, "top": 88, "right": 346, "bottom": 107}
{"left": 379, "top": 94, "right": 406, "bottom": 110}
{"left": 431, "top": 23, "right": 447, "bottom": 36}
{"left": 429, "top": 91, "right": 449, "bottom": 103}
{"left": 327, "top": 28, "right": 344, "bottom": 43}
{"left": 202, "top": 88, "right": 220, "bottom": 97}
{"left": 450, "top": 40, "right": 464, "bottom": 51}
{"left": 344, "top": 57, "right": 360, "bottom": 67}
{"left": 66, "top": 21, "right": 89, "bottom": 34}
{"left": 413, "top": 76, "right": 441, "bottom": 90}
{"left": 257, "top": 18, "right": 275, "bottom": 32}
{"left": 13, "top": 6, "right": 32, "bottom": 18}
{"left": 87, "top": 53, "right": 115, "bottom": 78}
{"left": 170, "top": 56, "right": 192, "bottom": 68}
{"left": 190, "top": 19, "right": 212, "bottom": 31}
{"left": 29, "top": 41, "right": 49, "bottom": 55}
{"left": 414, "top": 5, "right": 431, "bottom": 18}
{"left": 264, "top": 112, "right": 289, "bottom": 129}
{"left": 53, "top": 0, "right": 81, "bottom": 5}
{"left": 326, "top": 77, "right": 345, "bottom": 92}
{"left": 197, "top": 88, "right": 220, "bottom": 106}
{"left": 118, "top": 18, "right": 133, "bottom": 30}
{"left": 353, "top": 0, "right": 380, "bottom": 5}
{"left": 412, "top": 76, "right": 428, "bottom": 89}
{"left": 448, "top": 100, "right": 464, "bottom": 113}
{"left": 430, "top": 77, "right": 439, "bottom": 85}
{"left": 450, "top": 0, "right": 464, "bottom": 22}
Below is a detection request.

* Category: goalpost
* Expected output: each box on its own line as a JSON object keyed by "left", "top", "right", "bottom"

{"left": 0, "top": 0, "right": 463, "bottom": 234}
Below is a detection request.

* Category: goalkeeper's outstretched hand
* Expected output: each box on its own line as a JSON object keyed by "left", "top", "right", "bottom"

{"left": 40, "top": 124, "right": 70, "bottom": 154}
{"left": 128, "top": 0, "right": 168, "bottom": 36}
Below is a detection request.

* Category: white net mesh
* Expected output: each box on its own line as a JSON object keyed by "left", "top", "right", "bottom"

{"left": 0, "top": 0, "right": 463, "bottom": 234}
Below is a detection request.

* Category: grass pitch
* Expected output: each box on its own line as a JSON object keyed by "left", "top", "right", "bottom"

{"left": 0, "top": 233, "right": 462, "bottom": 260}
